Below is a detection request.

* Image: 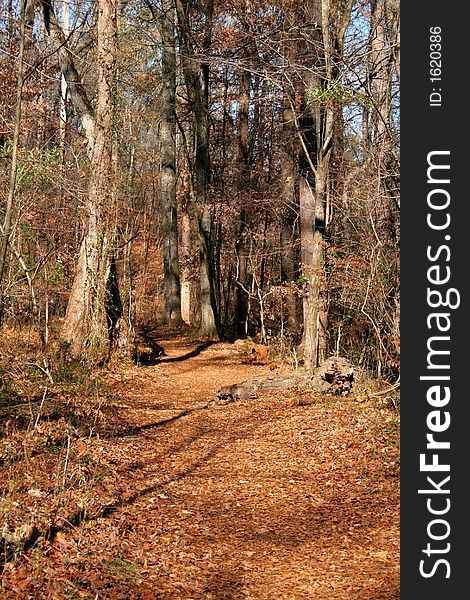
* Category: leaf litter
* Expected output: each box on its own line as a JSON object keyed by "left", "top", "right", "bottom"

{"left": 1, "top": 328, "right": 399, "bottom": 598}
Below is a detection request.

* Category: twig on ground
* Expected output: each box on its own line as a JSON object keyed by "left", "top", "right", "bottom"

{"left": 354, "top": 378, "right": 400, "bottom": 403}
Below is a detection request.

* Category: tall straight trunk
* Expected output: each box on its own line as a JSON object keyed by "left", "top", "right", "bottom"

{"left": 279, "top": 12, "right": 301, "bottom": 333}
{"left": 58, "top": 0, "right": 70, "bottom": 163}
{"left": 369, "top": 0, "right": 398, "bottom": 237}
{"left": 280, "top": 101, "right": 299, "bottom": 331}
{"left": 159, "top": 0, "right": 182, "bottom": 324}
{"left": 194, "top": 97, "right": 217, "bottom": 337}
{"left": 300, "top": 171, "right": 328, "bottom": 368}
{"left": 385, "top": 0, "right": 400, "bottom": 347}
{"left": 385, "top": 0, "right": 400, "bottom": 85}
{"left": 235, "top": 63, "right": 251, "bottom": 338}
{"left": 197, "top": 205, "right": 216, "bottom": 336}
{"left": 58, "top": 0, "right": 128, "bottom": 360}
{"left": 369, "top": 0, "right": 400, "bottom": 359}
{"left": 299, "top": 0, "right": 334, "bottom": 368}
{"left": 176, "top": 0, "right": 218, "bottom": 338}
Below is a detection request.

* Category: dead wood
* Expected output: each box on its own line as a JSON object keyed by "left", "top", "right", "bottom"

{"left": 215, "top": 356, "right": 355, "bottom": 401}
{"left": 354, "top": 378, "right": 400, "bottom": 403}
{"left": 310, "top": 356, "right": 354, "bottom": 396}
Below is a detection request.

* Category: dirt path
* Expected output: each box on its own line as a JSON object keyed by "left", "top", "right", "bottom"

{"left": 1, "top": 331, "right": 400, "bottom": 599}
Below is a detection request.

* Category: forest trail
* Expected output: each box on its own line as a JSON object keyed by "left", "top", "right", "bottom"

{"left": 1, "top": 329, "right": 399, "bottom": 599}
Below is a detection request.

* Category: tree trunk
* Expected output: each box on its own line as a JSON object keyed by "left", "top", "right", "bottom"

{"left": 159, "top": 0, "right": 182, "bottom": 325}
{"left": 58, "top": 0, "right": 70, "bottom": 163}
{"left": 235, "top": 61, "right": 251, "bottom": 338}
{"left": 280, "top": 100, "right": 299, "bottom": 331}
{"left": 369, "top": 0, "right": 399, "bottom": 238}
{"left": 176, "top": 0, "right": 218, "bottom": 338}
{"left": 299, "top": 0, "right": 333, "bottom": 368}
{"left": 59, "top": 0, "right": 127, "bottom": 361}
{"left": 369, "top": 0, "right": 400, "bottom": 366}
{"left": 180, "top": 207, "right": 192, "bottom": 324}
{"left": 197, "top": 205, "right": 217, "bottom": 336}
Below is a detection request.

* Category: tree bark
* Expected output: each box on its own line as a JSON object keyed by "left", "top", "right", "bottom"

{"left": 58, "top": 0, "right": 70, "bottom": 163}
{"left": 235, "top": 58, "right": 251, "bottom": 338}
{"left": 53, "top": 0, "right": 129, "bottom": 360}
{"left": 159, "top": 0, "right": 182, "bottom": 325}
{"left": 298, "top": 0, "right": 331, "bottom": 368}
{"left": 280, "top": 99, "right": 300, "bottom": 331}
{"left": 41, "top": 0, "right": 95, "bottom": 151}
{"left": 369, "top": 0, "right": 400, "bottom": 364}
{"left": 176, "top": 0, "right": 218, "bottom": 338}
{"left": 180, "top": 206, "right": 192, "bottom": 324}
{"left": 369, "top": 0, "right": 399, "bottom": 238}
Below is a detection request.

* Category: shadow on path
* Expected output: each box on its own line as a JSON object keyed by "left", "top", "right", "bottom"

{"left": 135, "top": 324, "right": 216, "bottom": 365}
{"left": 105, "top": 405, "right": 208, "bottom": 439}
{"left": 158, "top": 341, "right": 215, "bottom": 363}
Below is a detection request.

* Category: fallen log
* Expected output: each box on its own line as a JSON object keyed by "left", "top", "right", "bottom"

{"left": 215, "top": 356, "right": 354, "bottom": 402}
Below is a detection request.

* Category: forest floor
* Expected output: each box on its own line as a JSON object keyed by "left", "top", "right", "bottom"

{"left": 0, "top": 326, "right": 400, "bottom": 599}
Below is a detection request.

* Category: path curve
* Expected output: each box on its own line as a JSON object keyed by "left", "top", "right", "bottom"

{"left": 82, "top": 332, "right": 400, "bottom": 599}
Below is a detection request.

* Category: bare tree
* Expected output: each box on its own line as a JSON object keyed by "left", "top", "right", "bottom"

{"left": 0, "top": 0, "right": 27, "bottom": 318}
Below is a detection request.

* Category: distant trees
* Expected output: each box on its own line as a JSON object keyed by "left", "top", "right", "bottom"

{"left": 0, "top": 0, "right": 26, "bottom": 316}
{"left": 0, "top": 0, "right": 400, "bottom": 377}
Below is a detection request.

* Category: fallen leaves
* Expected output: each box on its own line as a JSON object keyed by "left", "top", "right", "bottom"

{"left": 0, "top": 332, "right": 399, "bottom": 599}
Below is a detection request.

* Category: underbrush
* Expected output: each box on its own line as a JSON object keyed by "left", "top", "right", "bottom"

{"left": 0, "top": 327, "right": 121, "bottom": 574}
